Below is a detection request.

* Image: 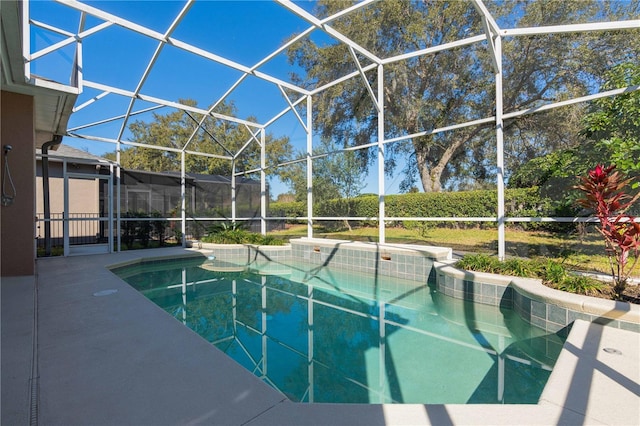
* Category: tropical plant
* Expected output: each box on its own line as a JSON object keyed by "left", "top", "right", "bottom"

{"left": 202, "top": 221, "right": 285, "bottom": 245}
{"left": 555, "top": 275, "right": 606, "bottom": 296}
{"left": 455, "top": 253, "right": 605, "bottom": 296}
{"left": 575, "top": 164, "right": 640, "bottom": 299}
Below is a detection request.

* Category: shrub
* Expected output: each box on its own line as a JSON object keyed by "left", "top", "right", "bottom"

{"left": 555, "top": 275, "right": 606, "bottom": 296}
{"left": 456, "top": 253, "right": 504, "bottom": 274}
{"left": 202, "top": 222, "right": 285, "bottom": 245}
{"left": 268, "top": 201, "right": 306, "bottom": 220}
{"left": 455, "top": 253, "right": 605, "bottom": 296}
{"left": 270, "top": 188, "right": 553, "bottom": 230}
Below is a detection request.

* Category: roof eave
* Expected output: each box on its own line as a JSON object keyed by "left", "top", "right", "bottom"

{"left": 1, "top": 0, "right": 78, "bottom": 147}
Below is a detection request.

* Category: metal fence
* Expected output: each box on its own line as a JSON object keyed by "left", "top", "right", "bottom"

{"left": 36, "top": 213, "right": 106, "bottom": 249}
{"left": 36, "top": 213, "right": 284, "bottom": 254}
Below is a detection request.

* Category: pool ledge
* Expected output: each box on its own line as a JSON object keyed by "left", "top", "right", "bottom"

{"left": 436, "top": 263, "right": 640, "bottom": 330}
{"left": 538, "top": 319, "right": 640, "bottom": 426}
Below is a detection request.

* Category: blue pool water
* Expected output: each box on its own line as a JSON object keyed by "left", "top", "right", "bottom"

{"left": 113, "top": 256, "right": 566, "bottom": 404}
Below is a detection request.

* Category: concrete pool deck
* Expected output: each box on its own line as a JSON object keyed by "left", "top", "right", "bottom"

{"left": 2, "top": 247, "right": 639, "bottom": 425}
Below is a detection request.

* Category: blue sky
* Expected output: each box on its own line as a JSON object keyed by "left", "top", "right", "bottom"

{"left": 31, "top": 0, "right": 454, "bottom": 197}
{"left": 30, "top": 1, "right": 314, "bottom": 124}
{"left": 29, "top": 0, "right": 390, "bottom": 196}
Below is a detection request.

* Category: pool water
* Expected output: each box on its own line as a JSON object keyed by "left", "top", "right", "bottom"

{"left": 113, "top": 257, "right": 566, "bottom": 404}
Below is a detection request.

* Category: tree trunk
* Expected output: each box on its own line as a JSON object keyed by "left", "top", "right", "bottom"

{"left": 415, "top": 148, "right": 438, "bottom": 192}
{"left": 413, "top": 127, "right": 485, "bottom": 192}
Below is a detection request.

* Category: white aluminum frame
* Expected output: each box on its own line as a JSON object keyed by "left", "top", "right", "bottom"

{"left": 23, "top": 0, "right": 640, "bottom": 258}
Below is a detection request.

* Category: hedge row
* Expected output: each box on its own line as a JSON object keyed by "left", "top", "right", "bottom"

{"left": 269, "top": 187, "right": 553, "bottom": 222}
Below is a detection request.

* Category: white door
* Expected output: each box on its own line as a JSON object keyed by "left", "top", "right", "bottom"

{"left": 63, "top": 169, "right": 113, "bottom": 256}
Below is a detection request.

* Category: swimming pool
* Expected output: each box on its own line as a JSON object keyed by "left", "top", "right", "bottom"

{"left": 113, "top": 256, "right": 566, "bottom": 404}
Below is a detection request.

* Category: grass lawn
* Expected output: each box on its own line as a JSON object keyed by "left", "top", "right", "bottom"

{"left": 269, "top": 224, "right": 638, "bottom": 279}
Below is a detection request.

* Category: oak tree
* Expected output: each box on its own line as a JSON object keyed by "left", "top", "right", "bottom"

{"left": 287, "top": 0, "right": 640, "bottom": 192}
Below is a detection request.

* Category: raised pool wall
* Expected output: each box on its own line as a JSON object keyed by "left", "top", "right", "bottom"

{"left": 195, "top": 238, "right": 640, "bottom": 334}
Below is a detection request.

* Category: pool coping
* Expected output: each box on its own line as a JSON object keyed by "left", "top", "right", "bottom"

{"left": 2, "top": 246, "right": 638, "bottom": 425}
{"left": 435, "top": 263, "right": 640, "bottom": 333}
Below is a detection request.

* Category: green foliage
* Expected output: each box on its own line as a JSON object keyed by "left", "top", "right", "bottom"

{"left": 288, "top": 0, "right": 639, "bottom": 192}
{"left": 455, "top": 253, "right": 606, "bottom": 296}
{"left": 121, "top": 211, "right": 144, "bottom": 249}
{"left": 173, "top": 228, "right": 183, "bottom": 245}
{"left": 36, "top": 246, "right": 64, "bottom": 257}
{"left": 555, "top": 275, "right": 606, "bottom": 296}
{"left": 268, "top": 201, "right": 306, "bottom": 220}
{"left": 150, "top": 211, "right": 167, "bottom": 247}
{"left": 270, "top": 187, "right": 551, "bottom": 228}
{"left": 279, "top": 138, "right": 369, "bottom": 203}
{"left": 113, "top": 99, "right": 292, "bottom": 180}
{"left": 581, "top": 63, "right": 640, "bottom": 177}
{"left": 542, "top": 259, "right": 568, "bottom": 285}
{"left": 203, "top": 221, "right": 245, "bottom": 244}
{"left": 456, "top": 253, "right": 504, "bottom": 275}
{"left": 121, "top": 211, "right": 177, "bottom": 249}
{"left": 201, "top": 222, "right": 286, "bottom": 245}
{"left": 509, "top": 142, "right": 605, "bottom": 191}
{"left": 510, "top": 63, "right": 640, "bottom": 218}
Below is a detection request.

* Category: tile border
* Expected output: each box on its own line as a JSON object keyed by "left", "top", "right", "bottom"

{"left": 435, "top": 263, "right": 640, "bottom": 333}
{"left": 176, "top": 239, "right": 640, "bottom": 333}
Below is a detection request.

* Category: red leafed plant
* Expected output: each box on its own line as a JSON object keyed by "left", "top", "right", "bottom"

{"left": 576, "top": 164, "right": 640, "bottom": 299}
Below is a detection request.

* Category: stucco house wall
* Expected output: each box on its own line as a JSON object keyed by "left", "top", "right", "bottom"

{"left": 1, "top": 91, "right": 36, "bottom": 276}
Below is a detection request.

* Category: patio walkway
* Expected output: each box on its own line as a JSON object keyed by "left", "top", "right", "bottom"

{"left": 2, "top": 247, "right": 639, "bottom": 425}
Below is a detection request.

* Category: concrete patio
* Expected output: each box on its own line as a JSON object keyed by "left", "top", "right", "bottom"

{"left": 2, "top": 247, "right": 639, "bottom": 425}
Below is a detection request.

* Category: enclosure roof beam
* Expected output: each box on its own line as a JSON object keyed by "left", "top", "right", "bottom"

{"left": 181, "top": 27, "right": 316, "bottom": 150}
{"left": 56, "top": 0, "right": 309, "bottom": 95}
{"left": 64, "top": 133, "right": 181, "bottom": 153}
{"left": 66, "top": 131, "right": 233, "bottom": 161}
{"left": 184, "top": 111, "right": 235, "bottom": 157}
{"left": 380, "top": 84, "right": 640, "bottom": 147}
{"left": 211, "top": 1, "right": 377, "bottom": 133}
{"left": 348, "top": 46, "right": 380, "bottom": 113}
{"left": 168, "top": 37, "right": 308, "bottom": 95}
{"left": 72, "top": 90, "right": 110, "bottom": 113}
{"left": 471, "top": 0, "right": 501, "bottom": 37}
{"left": 501, "top": 19, "right": 640, "bottom": 37}
{"left": 470, "top": 1, "right": 502, "bottom": 73}
{"left": 181, "top": 73, "right": 252, "bottom": 153}
{"left": 183, "top": 150, "right": 232, "bottom": 161}
{"left": 503, "top": 85, "right": 640, "bottom": 120}
{"left": 234, "top": 127, "right": 262, "bottom": 160}
{"left": 82, "top": 80, "right": 261, "bottom": 128}
{"left": 310, "top": 62, "right": 377, "bottom": 96}
{"left": 263, "top": 95, "right": 307, "bottom": 129}
{"left": 381, "top": 34, "right": 487, "bottom": 65}
{"left": 29, "top": 21, "right": 112, "bottom": 61}
{"left": 278, "top": 85, "right": 308, "bottom": 133}
{"left": 116, "top": 0, "right": 194, "bottom": 142}
{"left": 276, "top": 0, "right": 382, "bottom": 65}
{"left": 68, "top": 105, "right": 165, "bottom": 132}
{"left": 30, "top": 18, "right": 74, "bottom": 37}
